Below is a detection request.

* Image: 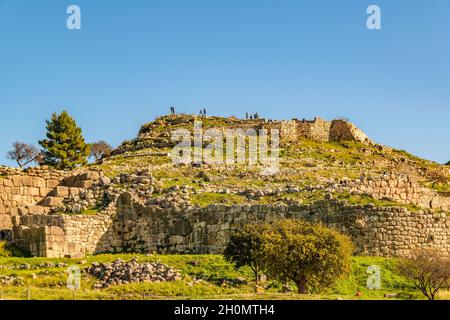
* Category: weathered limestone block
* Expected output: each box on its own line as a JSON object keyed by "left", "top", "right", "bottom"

{"left": 46, "top": 179, "right": 60, "bottom": 189}
{"left": 3, "top": 179, "right": 13, "bottom": 187}
{"left": 52, "top": 186, "right": 69, "bottom": 197}
{"left": 40, "top": 197, "right": 64, "bottom": 207}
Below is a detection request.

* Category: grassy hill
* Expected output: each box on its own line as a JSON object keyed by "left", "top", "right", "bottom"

{"left": 89, "top": 114, "right": 449, "bottom": 209}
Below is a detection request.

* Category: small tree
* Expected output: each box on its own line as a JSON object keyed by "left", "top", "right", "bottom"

{"left": 261, "top": 219, "right": 354, "bottom": 294}
{"left": 427, "top": 168, "right": 448, "bottom": 188}
{"left": 6, "top": 142, "right": 40, "bottom": 168}
{"left": 39, "top": 111, "right": 90, "bottom": 169}
{"left": 224, "top": 224, "right": 269, "bottom": 284}
{"left": 398, "top": 249, "right": 450, "bottom": 300}
{"left": 89, "top": 141, "right": 112, "bottom": 162}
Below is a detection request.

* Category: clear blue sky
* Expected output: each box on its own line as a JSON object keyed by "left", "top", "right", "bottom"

{"left": 1, "top": 0, "right": 449, "bottom": 166}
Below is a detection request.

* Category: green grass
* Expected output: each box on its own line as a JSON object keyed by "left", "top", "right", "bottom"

{"left": 190, "top": 192, "right": 247, "bottom": 207}
{"left": 0, "top": 253, "right": 442, "bottom": 300}
{"left": 330, "top": 256, "right": 419, "bottom": 299}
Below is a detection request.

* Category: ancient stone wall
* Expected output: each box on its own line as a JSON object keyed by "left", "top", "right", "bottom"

{"left": 344, "top": 174, "right": 450, "bottom": 211}
{"left": 329, "top": 120, "right": 371, "bottom": 144}
{"left": 118, "top": 115, "right": 372, "bottom": 154}
{"left": 13, "top": 194, "right": 450, "bottom": 258}
{"left": 0, "top": 167, "right": 68, "bottom": 230}
{"left": 12, "top": 214, "right": 113, "bottom": 258}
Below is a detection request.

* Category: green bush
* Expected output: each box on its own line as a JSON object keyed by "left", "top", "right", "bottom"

{"left": 260, "top": 219, "right": 354, "bottom": 294}
{"left": 0, "top": 241, "right": 29, "bottom": 258}
{"left": 224, "top": 224, "right": 270, "bottom": 283}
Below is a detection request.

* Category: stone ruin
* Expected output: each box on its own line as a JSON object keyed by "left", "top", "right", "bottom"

{"left": 113, "top": 115, "right": 372, "bottom": 154}
{"left": 0, "top": 115, "right": 448, "bottom": 259}
{"left": 1, "top": 166, "right": 448, "bottom": 259}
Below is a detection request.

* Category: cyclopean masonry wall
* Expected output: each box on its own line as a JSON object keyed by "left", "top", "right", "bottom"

{"left": 0, "top": 167, "right": 68, "bottom": 231}
{"left": 12, "top": 193, "right": 450, "bottom": 258}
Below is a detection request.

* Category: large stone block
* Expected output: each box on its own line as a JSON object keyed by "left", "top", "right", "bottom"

{"left": 3, "top": 179, "right": 13, "bottom": 187}
{"left": 46, "top": 179, "right": 60, "bottom": 189}
{"left": 33, "top": 178, "right": 46, "bottom": 188}
{"left": 29, "top": 187, "right": 40, "bottom": 197}
{"left": 0, "top": 214, "right": 11, "bottom": 229}
{"left": 74, "top": 180, "right": 93, "bottom": 188}
{"left": 40, "top": 197, "right": 64, "bottom": 207}
{"left": 39, "top": 187, "right": 53, "bottom": 197}
{"left": 22, "top": 176, "right": 34, "bottom": 187}
{"left": 12, "top": 175, "right": 24, "bottom": 187}
{"left": 28, "top": 206, "right": 45, "bottom": 215}
{"left": 79, "top": 171, "right": 100, "bottom": 181}
{"left": 52, "top": 186, "right": 69, "bottom": 197}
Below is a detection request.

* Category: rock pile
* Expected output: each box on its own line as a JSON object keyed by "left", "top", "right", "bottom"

{"left": 145, "top": 185, "right": 192, "bottom": 209}
{"left": 86, "top": 258, "right": 182, "bottom": 288}
{"left": 0, "top": 274, "right": 24, "bottom": 286}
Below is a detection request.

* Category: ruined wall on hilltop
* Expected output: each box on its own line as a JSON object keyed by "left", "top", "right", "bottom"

{"left": 13, "top": 195, "right": 450, "bottom": 258}
{"left": 115, "top": 115, "right": 372, "bottom": 154}
{"left": 329, "top": 120, "right": 372, "bottom": 144}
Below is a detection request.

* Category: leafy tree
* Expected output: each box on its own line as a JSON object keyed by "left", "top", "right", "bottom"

{"left": 6, "top": 142, "right": 41, "bottom": 168}
{"left": 224, "top": 224, "right": 269, "bottom": 284}
{"left": 398, "top": 249, "right": 450, "bottom": 300}
{"left": 260, "top": 219, "right": 354, "bottom": 294}
{"left": 89, "top": 141, "right": 112, "bottom": 162}
{"left": 39, "top": 111, "right": 90, "bottom": 169}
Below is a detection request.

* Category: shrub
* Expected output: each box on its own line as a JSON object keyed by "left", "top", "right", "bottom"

{"left": 260, "top": 219, "right": 354, "bottom": 294}
{"left": 398, "top": 249, "right": 450, "bottom": 300}
{"left": 427, "top": 168, "right": 449, "bottom": 188}
{"left": 0, "top": 241, "right": 29, "bottom": 257}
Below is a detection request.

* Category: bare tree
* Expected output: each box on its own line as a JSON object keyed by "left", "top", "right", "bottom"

{"left": 427, "top": 168, "right": 449, "bottom": 188}
{"left": 6, "top": 142, "right": 40, "bottom": 168}
{"left": 89, "top": 141, "right": 112, "bottom": 162}
{"left": 398, "top": 249, "right": 450, "bottom": 300}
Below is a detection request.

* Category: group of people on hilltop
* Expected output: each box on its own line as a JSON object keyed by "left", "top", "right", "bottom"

{"left": 170, "top": 106, "right": 261, "bottom": 120}
{"left": 245, "top": 112, "right": 260, "bottom": 120}
{"left": 169, "top": 106, "right": 207, "bottom": 117}
{"left": 199, "top": 108, "right": 207, "bottom": 117}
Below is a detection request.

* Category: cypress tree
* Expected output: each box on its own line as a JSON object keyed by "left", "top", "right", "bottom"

{"left": 39, "top": 111, "right": 90, "bottom": 169}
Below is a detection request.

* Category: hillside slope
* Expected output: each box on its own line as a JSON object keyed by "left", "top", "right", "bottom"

{"left": 92, "top": 114, "right": 450, "bottom": 211}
